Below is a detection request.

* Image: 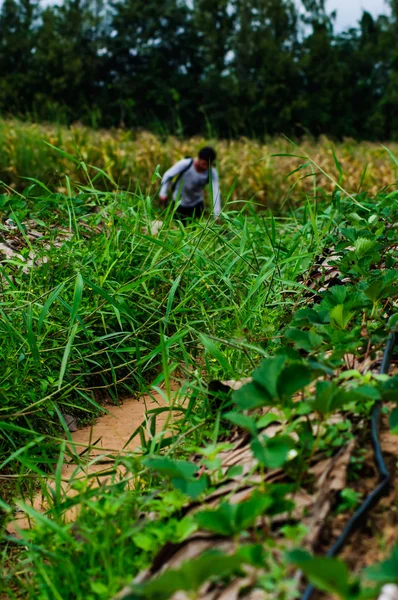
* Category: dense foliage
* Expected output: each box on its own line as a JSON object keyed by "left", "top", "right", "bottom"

{"left": 1, "top": 0, "right": 398, "bottom": 139}
{"left": 1, "top": 163, "right": 398, "bottom": 598}
{"left": 0, "top": 183, "right": 311, "bottom": 467}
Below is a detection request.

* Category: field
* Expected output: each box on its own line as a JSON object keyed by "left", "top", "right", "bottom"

{"left": 0, "top": 120, "right": 398, "bottom": 600}
{"left": 1, "top": 118, "right": 398, "bottom": 206}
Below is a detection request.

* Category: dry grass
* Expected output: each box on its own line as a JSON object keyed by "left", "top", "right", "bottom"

{"left": 0, "top": 118, "right": 397, "bottom": 207}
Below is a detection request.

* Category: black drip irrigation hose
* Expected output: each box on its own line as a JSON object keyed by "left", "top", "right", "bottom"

{"left": 301, "top": 332, "right": 397, "bottom": 600}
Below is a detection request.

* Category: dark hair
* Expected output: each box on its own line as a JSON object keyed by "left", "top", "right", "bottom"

{"left": 198, "top": 146, "right": 216, "bottom": 164}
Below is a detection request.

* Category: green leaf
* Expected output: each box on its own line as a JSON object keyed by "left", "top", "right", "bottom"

{"left": 90, "top": 582, "right": 109, "bottom": 595}
{"left": 144, "top": 451, "right": 208, "bottom": 499}
{"left": 172, "top": 476, "right": 208, "bottom": 499}
{"left": 389, "top": 314, "right": 398, "bottom": 332}
{"left": 15, "top": 500, "right": 77, "bottom": 545}
{"left": 143, "top": 457, "right": 198, "bottom": 480}
{"left": 344, "top": 385, "right": 381, "bottom": 403}
{"left": 278, "top": 364, "right": 312, "bottom": 398}
{"left": 0, "top": 436, "right": 45, "bottom": 471}
{"left": 293, "top": 307, "right": 329, "bottom": 326}
{"left": 380, "top": 376, "right": 398, "bottom": 402}
{"left": 340, "top": 227, "right": 358, "bottom": 243}
{"left": 195, "top": 503, "right": 236, "bottom": 536}
{"left": 267, "top": 484, "right": 295, "bottom": 516}
{"left": 135, "top": 551, "right": 243, "bottom": 600}
{"left": 0, "top": 497, "right": 11, "bottom": 514}
{"left": 227, "top": 465, "right": 243, "bottom": 478}
{"left": 364, "top": 280, "right": 383, "bottom": 302}
{"left": 390, "top": 408, "right": 398, "bottom": 434}
{"left": 285, "top": 328, "right": 323, "bottom": 351}
{"left": 365, "top": 545, "right": 398, "bottom": 584}
{"left": 233, "top": 381, "right": 272, "bottom": 410}
{"left": 133, "top": 532, "right": 156, "bottom": 551}
{"left": 251, "top": 435, "right": 295, "bottom": 469}
{"left": 175, "top": 516, "right": 198, "bottom": 542}
{"left": 324, "top": 285, "right": 348, "bottom": 306}
{"left": 235, "top": 492, "right": 274, "bottom": 530}
{"left": 237, "top": 544, "right": 267, "bottom": 568}
{"left": 288, "top": 550, "right": 357, "bottom": 598}
{"left": 354, "top": 237, "right": 377, "bottom": 259}
{"left": 256, "top": 413, "right": 281, "bottom": 429}
{"left": 311, "top": 380, "right": 347, "bottom": 416}
{"left": 224, "top": 412, "right": 257, "bottom": 435}
{"left": 252, "top": 355, "right": 286, "bottom": 398}
{"left": 195, "top": 493, "right": 273, "bottom": 536}
{"left": 330, "top": 304, "right": 355, "bottom": 330}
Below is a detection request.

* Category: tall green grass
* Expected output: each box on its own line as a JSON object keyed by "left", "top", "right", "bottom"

{"left": 3, "top": 145, "right": 397, "bottom": 600}
{"left": 0, "top": 186, "right": 321, "bottom": 470}
{"left": 0, "top": 164, "right": 339, "bottom": 598}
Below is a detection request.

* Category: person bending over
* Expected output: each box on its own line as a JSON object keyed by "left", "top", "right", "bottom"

{"left": 159, "top": 146, "right": 221, "bottom": 222}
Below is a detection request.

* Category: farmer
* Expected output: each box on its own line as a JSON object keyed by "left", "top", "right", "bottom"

{"left": 159, "top": 146, "right": 221, "bottom": 222}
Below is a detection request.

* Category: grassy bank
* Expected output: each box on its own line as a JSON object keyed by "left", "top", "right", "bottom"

{"left": 0, "top": 118, "right": 397, "bottom": 207}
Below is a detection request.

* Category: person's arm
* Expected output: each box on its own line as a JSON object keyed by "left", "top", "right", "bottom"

{"left": 210, "top": 168, "right": 221, "bottom": 217}
{"left": 159, "top": 159, "right": 192, "bottom": 201}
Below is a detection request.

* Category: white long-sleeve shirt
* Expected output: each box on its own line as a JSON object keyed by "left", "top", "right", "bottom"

{"left": 160, "top": 158, "right": 221, "bottom": 217}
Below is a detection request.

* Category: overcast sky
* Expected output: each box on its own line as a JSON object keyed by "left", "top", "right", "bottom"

{"left": 6, "top": 0, "right": 392, "bottom": 33}
{"left": 328, "top": 0, "right": 389, "bottom": 30}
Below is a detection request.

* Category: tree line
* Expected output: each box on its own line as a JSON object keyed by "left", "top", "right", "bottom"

{"left": 1, "top": 0, "right": 397, "bottom": 140}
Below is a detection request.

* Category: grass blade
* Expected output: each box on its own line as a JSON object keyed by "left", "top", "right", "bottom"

{"left": 38, "top": 283, "right": 65, "bottom": 335}
{"left": 165, "top": 275, "right": 181, "bottom": 324}
{"left": 199, "top": 333, "right": 234, "bottom": 376}
{"left": 0, "top": 436, "right": 45, "bottom": 471}
{"left": 26, "top": 303, "right": 40, "bottom": 363}
{"left": 70, "top": 273, "right": 84, "bottom": 329}
{"left": 58, "top": 322, "right": 79, "bottom": 390}
{"left": 331, "top": 146, "right": 343, "bottom": 185}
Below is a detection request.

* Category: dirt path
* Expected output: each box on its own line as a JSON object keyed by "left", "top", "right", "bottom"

{"left": 9, "top": 391, "right": 174, "bottom": 534}
{"left": 72, "top": 391, "right": 167, "bottom": 455}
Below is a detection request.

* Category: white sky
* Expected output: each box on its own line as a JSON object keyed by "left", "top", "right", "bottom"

{"left": 3, "top": 0, "right": 390, "bottom": 33}
{"left": 327, "top": 0, "right": 389, "bottom": 30}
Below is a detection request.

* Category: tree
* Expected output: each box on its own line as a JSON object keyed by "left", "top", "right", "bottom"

{"left": 191, "top": 0, "right": 236, "bottom": 136}
{"left": 230, "top": 0, "right": 301, "bottom": 137}
{"left": 32, "top": 0, "right": 104, "bottom": 123}
{"left": 106, "top": 0, "right": 200, "bottom": 132}
{"left": 371, "top": 1, "right": 398, "bottom": 138}
{"left": 296, "top": 1, "right": 346, "bottom": 137}
{"left": 0, "top": 0, "right": 39, "bottom": 113}
{"left": 0, "top": 0, "right": 396, "bottom": 139}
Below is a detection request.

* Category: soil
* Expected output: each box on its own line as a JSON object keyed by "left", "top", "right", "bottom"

{"left": 6, "top": 390, "right": 176, "bottom": 535}
{"left": 314, "top": 416, "right": 398, "bottom": 587}
{"left": 339, "top": 427, "right": 398, "bottom": 571}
